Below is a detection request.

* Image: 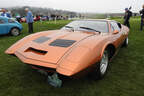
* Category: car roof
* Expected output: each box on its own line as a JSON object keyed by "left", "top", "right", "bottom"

{"left": 0, "top": 16, "right": 9, "bottom": 20}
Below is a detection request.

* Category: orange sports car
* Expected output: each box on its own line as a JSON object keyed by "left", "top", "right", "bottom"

{"left": 5, "top": 19, "right": 129, "bottom": 87}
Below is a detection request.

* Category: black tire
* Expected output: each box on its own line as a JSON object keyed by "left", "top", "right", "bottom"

{"left": 122, "top": 37, "right": 128, "bottom": 47}
{"left": 10, "top": 28, "right": 20, "bottom": 36}
{"left": 93, "top": 49, "right": 109, "bottom": 80}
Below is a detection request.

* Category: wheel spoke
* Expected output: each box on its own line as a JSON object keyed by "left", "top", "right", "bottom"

{"left": 100, "top": 51, "right": 108, "bottom": 75}
{"left": 11, "top": 29, "right": 19, "bottom": 36}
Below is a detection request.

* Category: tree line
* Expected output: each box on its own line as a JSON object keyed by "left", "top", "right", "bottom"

{"left": 7, "top": 6, "right": 78, "bottom": 18}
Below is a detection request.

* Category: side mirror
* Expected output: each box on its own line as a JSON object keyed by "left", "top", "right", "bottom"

{"left": 113, "top": 30, "right": 119, "bottom": 34}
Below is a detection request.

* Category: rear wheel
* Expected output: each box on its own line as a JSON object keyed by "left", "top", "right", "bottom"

{"left": 94, "top": 50, "right": 109, "bottom": 80}
{"left": 10, "top": 28, "right": 20, "bottom": 36}
{"left": 122, "top": 37, "right": 128, "bottom": 47}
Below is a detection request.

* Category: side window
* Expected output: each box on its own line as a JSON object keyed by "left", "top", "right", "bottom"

{"left": 111, "top": 22, "right": 121, "bottom": 31}
{"left": 8, "top": 19, "right": 15, "bottom": 23}
{"left": 110, "top": 24, "right": 114, "bottom": 32}
{"left": 117, "top": 23, "right": 122, "bottom": 29}
{"left": 0, "top": 19, "right": 5, "bottom": 24}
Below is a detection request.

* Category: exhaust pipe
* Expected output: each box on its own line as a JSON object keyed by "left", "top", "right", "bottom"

{"left": 47, "top": 73, "right": 62, "bottom": 88}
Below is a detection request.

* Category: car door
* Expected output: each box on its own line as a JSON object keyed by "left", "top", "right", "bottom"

{"left": 110, "top": 22, "right": 123, "bottom": 48}
{"left": 0, "top": 19, "right": 8, "bottom": 35}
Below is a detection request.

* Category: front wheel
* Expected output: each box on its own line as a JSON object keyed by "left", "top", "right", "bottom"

{"left": 10, "top": 28, "right": 20, "bottom": 36}
{"left": 94, "top": 50, "right": 109, "bottom": 80}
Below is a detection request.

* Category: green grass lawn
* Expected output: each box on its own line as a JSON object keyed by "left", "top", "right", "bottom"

{"left": 0, "top": 19, "right": 144, "bottom": 96}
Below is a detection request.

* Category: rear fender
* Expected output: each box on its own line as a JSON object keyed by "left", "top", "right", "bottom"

{"left": 100, "top": 42, "right": 112, "bottom": 58}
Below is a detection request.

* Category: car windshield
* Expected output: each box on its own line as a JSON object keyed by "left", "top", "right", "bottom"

{"left": 61, "top": 20, "right": 109, "bottom": 33}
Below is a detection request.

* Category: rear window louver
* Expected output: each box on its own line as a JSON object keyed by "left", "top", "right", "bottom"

{"left": 25, "top": 47, "right": 47, "bottom": 55}
{"left": 33, "top": 36, "right": 51, "bottom": 43}
{"left": 49, "top": 39, "right": 76, "bottom": 47}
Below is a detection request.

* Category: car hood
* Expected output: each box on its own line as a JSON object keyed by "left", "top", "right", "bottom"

{"left": 15, "top": 30, "right": 97, "bottom": 64}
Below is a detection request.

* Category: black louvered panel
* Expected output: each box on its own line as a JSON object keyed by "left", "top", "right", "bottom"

{"left": 49, "top": 39, "right": 76, "bottom": 47}
{"left": 33, "top": 36, "right": 51, "bottom": 43}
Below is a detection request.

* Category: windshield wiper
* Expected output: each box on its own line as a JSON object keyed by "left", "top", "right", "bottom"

{"left": 64, "top": 26, "right": 74, "bottom": 32}
{"left": 79, "top": 27, "right": 101, "bottom": 33}
{"left": 65, "top": 26, "right": 73, "bottom": 28}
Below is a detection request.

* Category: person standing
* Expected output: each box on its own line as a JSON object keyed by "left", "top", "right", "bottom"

{"left": 25, "top": 8, "right": 34, "bottom": 33}
{"left": 140, "top": 5, "right": 144, "bottom": 31}
{"left": 0, "top": 9, "right": 2, "bottom": 15}
{"left": 1, "top": 8, "right": 11, "bottom": 18}
{"left": 124, "top": 8, "right": 132, "bottom": 28}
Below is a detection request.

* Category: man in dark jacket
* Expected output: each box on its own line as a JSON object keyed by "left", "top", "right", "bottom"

{"left": 140, "top": 5, "right": 144, "bottom": 31}
{"left": 124, "top": 8, "right": 132, "bottom": 28}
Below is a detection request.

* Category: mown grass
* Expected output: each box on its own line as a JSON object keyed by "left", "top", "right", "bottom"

{"left": 0, "top": 19, "right": 144, "bottom": 96}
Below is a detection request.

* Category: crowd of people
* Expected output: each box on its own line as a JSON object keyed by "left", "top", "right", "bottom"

{"left": 0, "top": 8, "right": 34, "bottom": 33}
{"left": 0, "top": 8, "right": 11, "bottom": 18}
{"left": 0, "top": 8, "right": 68, "bottom": 33}
{"left": 120, "top": 4, "right": 144, "bottom": 31}
{"left": 0, "top": 5, "right": 144, "bottom": 33}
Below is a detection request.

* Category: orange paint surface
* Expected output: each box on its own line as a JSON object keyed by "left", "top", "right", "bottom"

{"left": 5, "top": 20, "right": 129, "bottom": 76}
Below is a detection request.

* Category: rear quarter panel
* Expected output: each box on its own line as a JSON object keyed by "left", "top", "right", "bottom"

{"left": 57, "top": 23, "right": 129, "bottom": 76}
{"left": 7, "top": 22, "right": 23, "bottom": 32}
{"left": 57, "top": 34, "right": 112, "bottom": 76}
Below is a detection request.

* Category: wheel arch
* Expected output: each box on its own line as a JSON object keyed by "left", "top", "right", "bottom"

{"left": 10, "top": 27, "right": 20, "bottom": 32}
{"left": 101, "top": 43, "right": 116, "bottom": 60}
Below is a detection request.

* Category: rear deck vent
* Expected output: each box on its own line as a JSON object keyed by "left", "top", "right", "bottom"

{"left": 33, "top": 36, "right": 50, "bottom": 43}
{"left": 30, "top": 65, "right": 56, "bottom": 72}
{"left": 25, "top": 47, "right": 47, "bottom": 55}
{"left": 49, "top": 39, "right": 76, "bottom": 47}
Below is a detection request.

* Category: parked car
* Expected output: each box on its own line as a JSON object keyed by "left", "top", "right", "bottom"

{"left": 0, "top": 16, "right": 22, "bottom": 36}
{"left": 5, "top": 19, "right": 129, "bottom": 87}
{"left": 41, "top": 16, "right": 47, "bottom": 21}
{"left": 20, "top": 17, "right": 26, "bottom": 23}
{"left": 34, "top": 15, "right": 40, "bottom": 21}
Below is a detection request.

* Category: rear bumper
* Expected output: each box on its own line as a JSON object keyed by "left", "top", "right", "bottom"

{"left": 13, "top": 51, "right": 95, "bottom": 78}
{"left": 15, "top": 51, "right": 57, "bottom": 69}
{"left": 14, "top": 51, "right": 76, "bottom": 77}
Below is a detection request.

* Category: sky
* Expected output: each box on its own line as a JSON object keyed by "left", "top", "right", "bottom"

{"left": 0, "top": 0, "right": 144, "bottom": 13}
